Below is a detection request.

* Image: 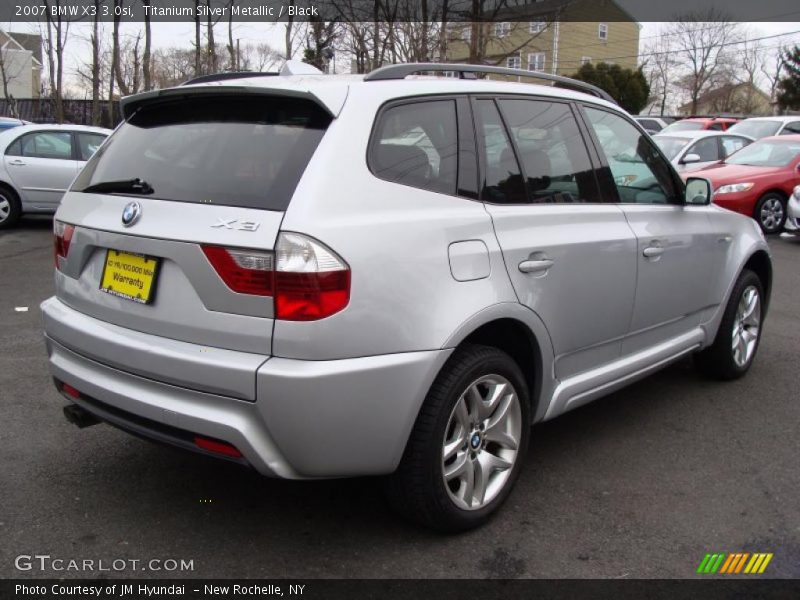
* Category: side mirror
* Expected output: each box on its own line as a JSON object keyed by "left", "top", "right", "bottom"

{"left": 684, "top": 177, "right": 712, "bottom": 206}
{"left": 681, "top": 153, "right": 701, "bottom": 164}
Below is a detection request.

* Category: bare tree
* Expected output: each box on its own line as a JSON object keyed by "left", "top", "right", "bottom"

{"left": 142, "top": 0, "right": 152, "bottom": 90}
{"left": 667, "top": 11, "right": 741, "bottom": 114}
{"left": 205, "top": 0, "right": 221, "bottom": 73}
{"left": 761, "top": 46, "right": 787, "bottom": 111}
{"left": 303, "top": 19, "right": 341, "bottom": 71}
{"left": 643, "top": 34, "right": 678, "bottom": 116}
{"left": 41, "top": 0, "right": 71, "bottom": 123}
{"left": 193, "top": 0, "right": 202, "bottom": 76}
{"left": 90, "top": 0, "right": 102, "bottom": 124}
{"left": 0, "top": 45, "right": 22, "bottom": 117}
{"left": 227, "top": 0, "right": 238, "bottom": 70}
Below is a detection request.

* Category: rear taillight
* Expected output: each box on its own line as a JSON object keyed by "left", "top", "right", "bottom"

{"left": 202, "top": 232, "right": 350, "bottom": 321}
{"left": 53, "top": 220, "right": 75, "bottom": 269}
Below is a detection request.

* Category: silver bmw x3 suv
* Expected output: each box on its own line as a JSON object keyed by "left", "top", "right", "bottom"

{"left": 42, "top": 62, "right": 772, "bottom": 531}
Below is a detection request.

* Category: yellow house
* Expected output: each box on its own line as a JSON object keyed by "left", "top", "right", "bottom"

{"left": 445, "top": 0, "right": 640, "bottom": 79}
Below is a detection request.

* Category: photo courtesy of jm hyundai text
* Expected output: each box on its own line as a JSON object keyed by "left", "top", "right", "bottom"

{"left": 42, "top": 61, "right": 772, "bottom": 532}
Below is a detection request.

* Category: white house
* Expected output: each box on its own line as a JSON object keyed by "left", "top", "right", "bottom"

{"left": 0, "top": 31, "right": 42, "bottom": 100}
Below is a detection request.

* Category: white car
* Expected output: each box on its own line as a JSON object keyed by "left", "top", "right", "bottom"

{"left": 653, "top": 130, "right": 754, "bottom": 173}
{"left": 728, "top": 116, "right": 800, "bottom": 140}
{"left": 785, "top": 185, "right": 800, "bottom": 235}
{"left": 0, "top": 124, "right": 111, "bottom": 229}
{"left": 634, "top": 116, "right": 672, "bottom": 135}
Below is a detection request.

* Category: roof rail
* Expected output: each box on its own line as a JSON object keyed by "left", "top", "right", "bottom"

{"left": 181, "top": 71, "right": 278, "bottom": 86}
{"left": 363, "top": 63, "right": 615, "bottom": 104}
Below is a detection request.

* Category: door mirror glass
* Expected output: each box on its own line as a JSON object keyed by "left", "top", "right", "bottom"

{"left": 682, "top": 153, "right": 701, "bottom": 164}
{"left": 685, "top": 177, "right": 712, "bottom": 205}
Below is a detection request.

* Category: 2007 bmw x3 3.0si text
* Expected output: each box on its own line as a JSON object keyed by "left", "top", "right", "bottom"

{"left": 42, "top": 61, "right": 772, "bottom": 532}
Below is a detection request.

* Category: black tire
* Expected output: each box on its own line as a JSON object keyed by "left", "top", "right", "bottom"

{"left": 386, "top": 343, "right": 531, "bottom": 532}
{"left": 0, "top": 185, "right": 21, "bottom": 230}
{"left": 753, "top": 192, "right": 786, "bottom": 234}
{"left": 695, "top": 270, "right": 764, "bottom": 380}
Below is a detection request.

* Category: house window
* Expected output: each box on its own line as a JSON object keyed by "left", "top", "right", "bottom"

{"left": 529, "top": 21, "right": 547, "bottom": 34}
{"left": 528, "top": 52, "right": 545, "bottom": 71}
{"left": 495, "top": 22, "right": 512, "bottom": 38}
{"left": 507, "top": 54, "right": 521, "bottom": 70}
{"left": 599, "top": 23, "right": 608, "bottom": 40}
{"left": 581, "top": 56, "right": 591, "bottom": 65}
{"left": 462, "top": 26, "right": 472, "bottom": 44}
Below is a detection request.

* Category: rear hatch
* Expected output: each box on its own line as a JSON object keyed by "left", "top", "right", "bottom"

{"left": 52, "top": 92, "right": 332, "bottom": 365}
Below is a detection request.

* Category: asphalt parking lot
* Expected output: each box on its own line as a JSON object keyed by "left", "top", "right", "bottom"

{"left": 1, "top": 215, "right": 799, "bottom": 580}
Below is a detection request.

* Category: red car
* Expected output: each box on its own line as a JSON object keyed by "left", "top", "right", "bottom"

{"left": 688, "top": 135, "right": 800, "bottom": 234}
{"left": 661, "top": 117, "right": 739, "bottom": 134}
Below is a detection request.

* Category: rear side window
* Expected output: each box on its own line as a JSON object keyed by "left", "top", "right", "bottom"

{"left": 77, "top": 132, "right": 107, "bottom": 161}
{"left": 475, "top": 99, "right": 526, "bottom": 204}
{"left": 687, "top": 137, "right": 719, "bottom": 162}
{"left": 497, "top": 98, "right": 602, "bottom": 204}
{"left": 72, "top": 96, "right": 331, "bottom": 211}
{"left": 369, "top": 100, "right": 458, "bottom": 195}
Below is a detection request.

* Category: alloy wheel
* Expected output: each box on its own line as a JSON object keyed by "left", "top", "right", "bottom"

{"left": 760, "top": 198, "right": 784, "bottom": 232}
{"left": 441, "top": 375, "right": 522, "bottom": 511}
{"left": 0, "top": 195, "right": 10, "bottom": 223}
{"left": 732, "top": 285, "right": 761, "bottom": 368}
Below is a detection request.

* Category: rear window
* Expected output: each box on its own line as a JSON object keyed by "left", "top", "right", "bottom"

{"left": 72, "top": 96, "right": 331, "bottom": 211}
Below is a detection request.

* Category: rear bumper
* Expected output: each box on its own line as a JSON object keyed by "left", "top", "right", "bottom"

{"left": 42, "top": 297, "right": 451, "bottom": 479}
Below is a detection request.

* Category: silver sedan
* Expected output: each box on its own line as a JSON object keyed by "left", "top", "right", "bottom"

{"left": 653, "top": 130, "right": 754, "bottom": 173}
{"left": 0, "top": 124, "right": 111, "bottom": 229}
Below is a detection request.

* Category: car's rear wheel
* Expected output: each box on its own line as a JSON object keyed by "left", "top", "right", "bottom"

{"left": 0, "top": 186, "right": 21, "bottom": 230}
{"left": 754, "top": 193, "right": 786, "bottom": 234}
{"left": 695, "top": 269, "right": 764, "bottom": 380}
{"left": 386, "top": 344, "right": 530, "bottom": 532}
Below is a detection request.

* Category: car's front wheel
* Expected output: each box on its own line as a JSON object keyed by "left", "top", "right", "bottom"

{"left": 386, "top": 344, "right": 530, "bottom": 532}
{"left": 754, "top": 193, "right": 786, "bottom": 234}
{"left": 695, "top": 269, "right": 764, "bottom": 380}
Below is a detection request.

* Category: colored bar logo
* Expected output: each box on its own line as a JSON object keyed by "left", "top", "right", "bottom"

{"left": 697, "top": 552, "right": 773, "bottom": 574}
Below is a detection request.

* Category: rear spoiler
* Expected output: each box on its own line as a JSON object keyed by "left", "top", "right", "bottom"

{"left": 119, "top": 83, "right": 348, "bottom": 120}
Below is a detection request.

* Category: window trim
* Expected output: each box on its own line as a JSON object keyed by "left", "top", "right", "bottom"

{"left": 529, "top": 21, "right": 547, "bottom": 34}
{"left": 470, "top": 93, "right": 608, "bottom": 206}
{"left": 577, "top": 102, "right": 685, "bottom": 206}
{"left": 5, "top": 129, "right": 78, "bottom": 161}
{"left": 527, "top": 52, "right": 546, "bottom": 72}
{"left": 366, "top": 94, "right": 473, "bottom": 200}
{"left": 495, "top": 22, "right": 512, "bottom": 38}
{"left": 507, "top": 54, "right": 522, "bottom": 70}
{"left": 598, "top": 23, "right": 608, "bottom": 40}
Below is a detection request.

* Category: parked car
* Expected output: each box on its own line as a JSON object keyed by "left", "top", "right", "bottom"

{"left": 634, "top": 116, "right": 671, "bottom": 135}
{"left": 42, "top": 62, "right": 772, "bottom": 532}
{"left": 653, "top": 130, "right": 754, "bottom": 173}
{"left": 784, "top": 185, "right": 800, "bottom": 236}
{"left": 0, "top": 124, "right": 111, "bottom": 229}
{"left": 691, "top": 135, "right": 800, "bottom": 234}
{"left": 660, "top": 117, "right": 739, "bottom": 134}
{"left": 727, "top": 116, "right": 800, "bottom": 140}
{"left": 0, "top": 116, "right": 30, "bottom": 130}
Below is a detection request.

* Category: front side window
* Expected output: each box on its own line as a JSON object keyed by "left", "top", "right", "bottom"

{"left": 584, "top": 106, "right": 679, "bottom": 204}
{"left": 7, "top": 131, "right": 73, "bottom": 160}
{"left": 498, "top": 99, "right": 601, "bottom": 204}
{"left": 686, "top": 137, "right": 720, "bottom": 162}
{"left": 369, "top": 100, "right": 458, "bottom": 196}
{"left": 475, "top": 100, "right": 526, "bottom": 204}
{"left": 72, "top": 96, "right": 331, "bottom": 211}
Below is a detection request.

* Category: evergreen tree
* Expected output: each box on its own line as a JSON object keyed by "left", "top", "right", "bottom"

{"left": 777, "top": 45, "right": 800, "bottom": 111}
{"left": 569, "top": 62, "right": 650, "bottom": 114}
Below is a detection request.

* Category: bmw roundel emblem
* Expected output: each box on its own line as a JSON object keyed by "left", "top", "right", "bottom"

{"left": 121, "top": 201, "right": 141, "bottom": 227}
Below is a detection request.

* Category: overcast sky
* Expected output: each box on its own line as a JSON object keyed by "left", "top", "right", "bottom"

{"left": 2, "top": 20, "right": 799, "bottom": 95}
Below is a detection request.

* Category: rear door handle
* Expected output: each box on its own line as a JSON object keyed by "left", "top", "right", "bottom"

{"left": 8, "top": 159, "right": 26, "bottom": 166}
{"left": 518, "top": 259, "right": 554, "bottom": 274}
{"left": 718, "top": 235, "right": 733, "bottom": 244}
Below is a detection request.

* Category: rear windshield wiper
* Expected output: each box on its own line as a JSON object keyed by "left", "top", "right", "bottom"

{"left": 81, "top": 178, "right": 154, "bottom": 195}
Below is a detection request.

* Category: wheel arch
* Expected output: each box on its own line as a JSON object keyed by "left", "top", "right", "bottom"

{"left": 442, "top": 304, "right": 556, "bottom": 423}
{"left": 742, "top": 249, "right": 772, "bottom": 314}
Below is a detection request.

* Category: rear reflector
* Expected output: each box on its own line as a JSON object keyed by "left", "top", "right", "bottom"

{"left": 202, "top": 232, "right": 350, "bottom": 320}
{"left": 62, "top": 383, "right": 81, "bottom": 399}
{"left": 54, "top": 220, "right": 75, "bottom": 269}
{"left": 193, "top": 436, "right": 243, "bottom": 458}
